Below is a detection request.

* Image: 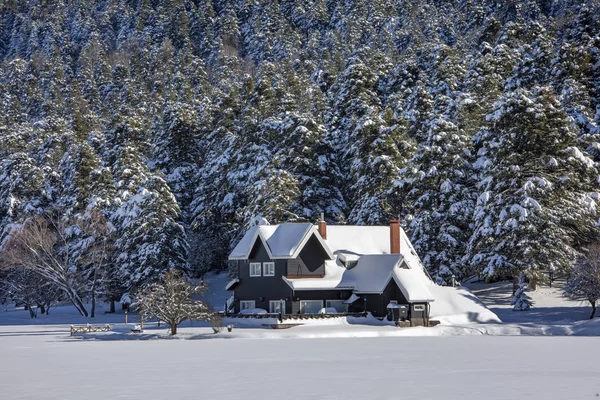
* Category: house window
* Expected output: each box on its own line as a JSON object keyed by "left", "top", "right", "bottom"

{"left": 269, "top": 300, "right": 285, "bottom": 313}
{"left": 249, "top": 263, "right": 261, "bottom": 277}
{"left": 389, "top": 300, "right": 398, "bottom": 304}
{"left": 325, "top": 300, "right": 347, "bottom": 313}
{"left": 413, "top": 304, "right": 425, "bottom": 311}
{"left": 263, "top": 262, "right": 275, "bottom": 276}
{"left": 300, "top": 300, "right": 323, "bottom": 314}
{"left": 240, "top": 300, "right": 255, "bottom": 311}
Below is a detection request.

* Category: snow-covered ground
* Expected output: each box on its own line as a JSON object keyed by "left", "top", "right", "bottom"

{"left": 1, "top": 277, "right": 599, "bottom": 399}
{"left": 0, "top": 321, "right": 599, "bottom": 400}
{"left": 466, "top": 279, "right": 594, "bottom": 324}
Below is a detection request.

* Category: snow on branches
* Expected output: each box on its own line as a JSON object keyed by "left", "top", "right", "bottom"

{"left": 134, "top": 270, "right": 216, "bottom": 335}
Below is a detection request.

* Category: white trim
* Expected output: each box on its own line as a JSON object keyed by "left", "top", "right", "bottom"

{"left": 249, "top": 263, "right": 262, "bottom": 277}
{"left": 263, "top": 262, "right": 275, "bottom": 276}
{"left": 413, "top": 304, "right": 425, "bottom": 311}
{"left": 288, "top": 229, "right": 335, "bottom": 260}
{"left": 269, "top": 300, "right": 285, "bottom": 313}
{"left": 299, "top": 300, "right": 324, "bottom": 314}
{"left": 240, "top": 300, "right": 255, "bottom": 310}
{"left": 229, "top": 229, "right": 276, "bottom": 260}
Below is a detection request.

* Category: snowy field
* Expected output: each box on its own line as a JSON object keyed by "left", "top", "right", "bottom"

{"left": 2, "top": 275, "right": 600, "bottom": 399}
{"left": 1, "top": 323, "right": 599, "bottom": 400}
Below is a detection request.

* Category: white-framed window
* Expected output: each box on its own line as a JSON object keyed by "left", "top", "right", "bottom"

{"left": 240, "top": 300, "right": 255, "bottom": 311}
{"left": 263, "top": 262, "right": 275, "bottom": 276}
{"left": 389, "top": 300, "right": 398, "bottom": 304}
{"left": 300, "top": 300, "right": 323, "bottom": 314}
{"left": 269, "top": 300, "right": 285, "bottom": 313}
{"left": 413, "top": 304, "right": 425, "bottom": 311}
{"left": 249, "top": 263, "right": 262, "bottom": 277}
{"left": 326, "top": 300, "right": 347, "bottom": 313}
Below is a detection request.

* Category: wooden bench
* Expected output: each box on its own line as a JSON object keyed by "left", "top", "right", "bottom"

{"left": 70, "top": 324, "right": 112, "bottom": 336}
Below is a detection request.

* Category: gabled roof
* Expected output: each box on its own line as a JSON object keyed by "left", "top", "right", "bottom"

{"left": 339, "top": 254, "right": 404, "bottom": 293}
{"left": 229, "top": 223, "right": 333, "bottom": 260}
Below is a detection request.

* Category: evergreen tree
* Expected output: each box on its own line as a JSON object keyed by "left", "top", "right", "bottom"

{"left": 469, "top": 87, "right": 600, "bottom": 285}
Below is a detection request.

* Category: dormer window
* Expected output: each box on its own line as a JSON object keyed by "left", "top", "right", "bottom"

{"left": 263, "top": 262, "right": 275, "bottom": 276}
{"left": 250, "top": 263, "right": 262, "bottom": 277}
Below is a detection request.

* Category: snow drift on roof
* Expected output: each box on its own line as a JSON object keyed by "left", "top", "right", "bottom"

{"left": 229, "top": 225, "right": 260, "bottom": 259}
{"left": 266, "top": 223, "right": 313, "bottom": 257}
{"left": 429, "top": 286, "right": 501, "bottom": 324}
{"left": 393, "top": 268, "right": 435, "bottom": 302}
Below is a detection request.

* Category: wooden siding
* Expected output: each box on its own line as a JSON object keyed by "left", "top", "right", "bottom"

{"left": 234, "top": 240, "right": 292, "bottom": 313}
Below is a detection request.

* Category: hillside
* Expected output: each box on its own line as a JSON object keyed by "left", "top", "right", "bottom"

{"left": 0, "top": 1, "right": 599, "bottom": 301}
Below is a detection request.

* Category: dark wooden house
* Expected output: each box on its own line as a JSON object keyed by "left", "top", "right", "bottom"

{"left": 226, "top": 220, "right": 435, "bottom": 325}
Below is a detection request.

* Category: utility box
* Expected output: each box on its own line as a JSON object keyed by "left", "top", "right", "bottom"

{"left": 386, "top": 303, "right": 408, "bottom": 321}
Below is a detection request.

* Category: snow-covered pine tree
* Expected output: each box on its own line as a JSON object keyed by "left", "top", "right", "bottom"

{"left": 469, "top": 87, "right": 600, "bottom": 285}
{"left": 401, "top": 94, "right": 475, "bottom": 284}
{"left": 512, "top": 272, "right": 533, "bottom": 311}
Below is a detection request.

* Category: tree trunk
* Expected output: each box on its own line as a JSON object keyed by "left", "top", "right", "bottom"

{"left": 37, "top": 303, "right": 46, "bottom": 315}
{"left": 68, "top": 291, "right": 89, "bottom": 317}
{"left": 170, "top": 323, "right": 177, "bottom": 335}
{"left": 590, "top": 301, "right": 596, "bottom": 319}
{"left": 28, "top": 305, "right": 36, "bottom": 319}
{"left": 512, "top": 276, "right": 519, "bottom": 295}
{"left": 110, "top": 300, "right": 115, "bottom": 313}
{"left": 90, "top": 271, "right": 97, "bottom": 318}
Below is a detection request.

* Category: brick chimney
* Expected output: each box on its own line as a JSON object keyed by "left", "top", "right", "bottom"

{"left": 318, "top": 213, "right": 327, "bottom": 240}
{"left": 390, "top": 220, "right": 401, "bottom": 254}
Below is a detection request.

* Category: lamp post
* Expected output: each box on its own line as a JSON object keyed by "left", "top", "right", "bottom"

{"left": 125, "top": 310, "right": 128, "bottom": 324}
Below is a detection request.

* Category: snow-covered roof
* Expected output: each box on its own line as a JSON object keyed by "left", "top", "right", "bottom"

{"left": 266, "top": 223, "right": 313, "bottom": 257}
{"left": 339, "top": 254, "right": 404, "bottom": 293}
{"left": 393, "top": 268, "right": 435, "bottom": 302}
{"left": 230, "top": 224, "right": 424, "bottom": 267}
{"left": 283, "top": 254, "right": 435, "bottom": 302}
{"left": 229, "top": 223, "right": 333, "bottom": 260}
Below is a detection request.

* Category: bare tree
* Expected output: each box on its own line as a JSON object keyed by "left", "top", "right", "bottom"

{"left": 564, "top": 245, "right": 600, "bottom": 319}
{"left": 75, "top": 210, "right": 115, "bottom": 318}
{"left": 1, "top": 215, "right": 89, "bottom": 316}
{"left": 0, "top": 268, "right": 61, "bottom": 317}
{"left": 135, "top": 270, "right": 215, "bottom": 335}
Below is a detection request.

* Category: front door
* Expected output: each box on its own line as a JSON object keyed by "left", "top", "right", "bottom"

{"left": 269, "top": 300, "right": 286, "bottom": 314}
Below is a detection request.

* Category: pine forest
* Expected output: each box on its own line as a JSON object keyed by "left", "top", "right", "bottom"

{"left": 1, "top": 0, "right": 600, "bottom": 313}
